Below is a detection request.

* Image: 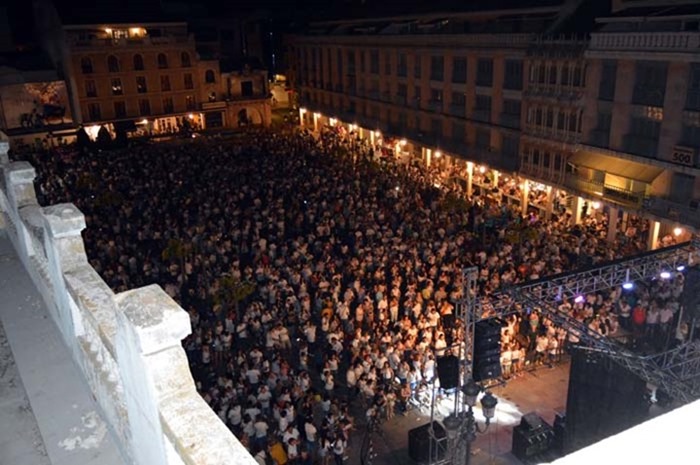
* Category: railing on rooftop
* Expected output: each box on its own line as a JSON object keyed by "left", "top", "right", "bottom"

{"left": 0, "top": 140, "right": 255, "bottom": 465}
{"left": 590, "top": 31, "right": 700, "bottom": 52}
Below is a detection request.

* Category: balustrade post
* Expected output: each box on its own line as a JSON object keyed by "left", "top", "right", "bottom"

{"left": 115, "top": 285, "right": 192, "bottom": 465}
{"left": 42, "top": 203, "right": 89, "bottom": 341}
{"left": 4, "top": 162, "right": 38, "bottom": 259}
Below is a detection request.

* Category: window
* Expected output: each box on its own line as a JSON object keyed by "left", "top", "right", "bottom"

{"left": 398, "top": 83, "right": 407, "bottom": 97}
{"left": 504, "top": 59, "right": 523, "bottom": 90}
{"left": 452, "top": 120, "right": 465, "bottom": 142}
{"left": 136, "top": 76, "right": 147, "bottom": 93}
{"left": 107, "top": 55, "right": 120, "bottom": 72}
{"left": 573, "top": 66, "right": 584, "bottom": 87}
{"left": 161, "top": 75, "right": 171, "bottom": 92}
{"left": 397, "top": 53, "right": 407, "bottom": 77}
{"left": 452, "top": 57, "right": 467, "bottom": 84}
{"left": 561, "top": 64, "right": 570, "bottom": 86}
{"left": 360, "top": 51, "right": 365, "bottom": 73}
{"left": 384, "top": 52, "right": 391, "bottom": 75}
{"left": 502, "top": 99, "right": 521, "bottom": 116}
{"left": 682, "top": 124, "right": 700, "bottom": 147}
{"left": 686, "top": 63, "right": 700, "bottom": 110}
{"left": 430, "top": 56, "right": 444, "bottom": 81}
{"left": 547, "top": 109, "right": 554, "bottom": 128}
{"left": 503, "top": 135, "right": 519, "bottom": 157}
{"left": 87, "top": 103, "right": 101, "bottom": 121}
{"left": 347, "top": 50, "right": 356, "bottom": 73}
{"left": 599, "top": 60, "right": 617, "bottom": 101}
{"left": 114, "top": 101, "right": 127, "bottom": 118}
{"left": 139, "top": 99, "right": 151, "bottom": 116}
{"left": 81, "top": 57, "right": 93, "bottom": 74}
{"left": 476, "top": 58, "right": 493, "bottom": 87}
{"left": 370, "top": 50, "right": 379, "bottom": 74}
{"left": 111, "top": 78, "right": 122, "bottom": 95}
{"left": 549, "top": 65, "right": 558, "bottom": 85}
{"left": 633, "top": 61, "right": 668, "bottom": 107}
{"left": 414, "top": 86, "right": 421, "bottom": 101}
{"left": 241, "top": 81, "right": 254, "bottom": 96}
{"left": 184, "top": 73, "right": 193, "bottom": 90}
{"left": 597, "top": 111, "right": 612, "bottom": 131}
{"left": 543, "top": 152, "right": 551, "bottom": 168}
{"left": 538, "top": 63, "right": 546, "bottom": 84}
{"left": 157, "top": 53, "right": 168, "bottom": 69}
{"left": 181, "top": 52, "right": 191, "bottom": 67}
{"left": 162, "top": 97, "right": 174, "bottom": 113}
{"left": 337, "top": 50, "right": 343, "bottom": 80}
{"left": 557, "top": 112, "right": 566, "bottom": 130}
{"left": 475, "top": 128, "right": 490, "bottom": 150}
{"left": 451, "top": 91, "right": 465, "bottom": 106}
{"left": 133, "top": 54, "right": 144, "bottom": 71}
{"left": 430, "top": 88, "right": 443, "bottom": 103}
{"left": 475, "top": 94, "right": 491, "bottom": 111}
{"left": 85, "top": 80, "right": 97, "bottom": 97}
{"left": 414, "top": 54, "right": 422, "bottom": 79}
{"left": 431, "top": 118, "right": 442, "bottom": 137}
{"left": 205, "top": 69, "right": 216, "bottom": 83}
{"left": 185, "top": 95, "right": 196, "bottom": 111}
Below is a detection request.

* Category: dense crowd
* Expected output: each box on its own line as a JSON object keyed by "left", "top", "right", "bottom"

{"left": 12, "top": 127, "right": 683, "bottom": 465}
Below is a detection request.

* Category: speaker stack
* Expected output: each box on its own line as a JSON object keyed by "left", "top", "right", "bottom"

{"left": 473, "top": 318, "right": 502, "bottom": 382}
{"left": 511, "top": 412, "right": 555, "bottom": 463}
{"left": 408, "top": 421, "right": 446, "bottom": 462}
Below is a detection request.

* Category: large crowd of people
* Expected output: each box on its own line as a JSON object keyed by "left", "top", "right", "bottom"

{"left": 11, "top": 126, "right": 688, "bottom": 465}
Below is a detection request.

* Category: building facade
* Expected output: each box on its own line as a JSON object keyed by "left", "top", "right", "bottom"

{"left": 287, "top": 1, "right": 700, "bottom": 240}
{"left": 34, "top": 1, "right": 271, "bottom": 135}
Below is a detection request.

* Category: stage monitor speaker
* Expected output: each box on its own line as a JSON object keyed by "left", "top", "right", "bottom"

{"left": 408, "top": 421, "right": 446, "bottom": 462}
{"left": 512, "top": 413, "right": 554, "bottom": 462}
{"left": 473, "top": 362, "right": 501, "bottom": 382}
{"left": 437, "top": 355, "right": 459, "bottom": 390}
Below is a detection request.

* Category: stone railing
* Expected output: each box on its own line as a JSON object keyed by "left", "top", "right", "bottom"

{"left": 0, "top": 140, "right": 255, "bottom": 465}
{"left": 590, "top": 31, "right": 700, "bottom": 52}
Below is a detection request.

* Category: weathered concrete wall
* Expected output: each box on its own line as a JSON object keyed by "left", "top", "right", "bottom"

{"left": 0, "top": 140, "right": 255, "bottom": 465}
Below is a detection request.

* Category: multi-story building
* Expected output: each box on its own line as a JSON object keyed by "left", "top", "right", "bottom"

{"left": 287, "top": 0, "right": 700, "bottom": 243}
{"left": 33, "top": 0, "right": 271, "bottom": 135}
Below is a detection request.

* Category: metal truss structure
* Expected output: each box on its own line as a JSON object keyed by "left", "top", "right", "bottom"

{"left": 427, "top": 267, "right": 480, "bottom": 465}
{"left": 488, "top": 239, "right": 700, "bottom": 403}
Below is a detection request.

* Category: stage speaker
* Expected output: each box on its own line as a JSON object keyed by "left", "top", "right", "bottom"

{"left": 552, "top": 413, "right": 566, "bottom": 455}
{"left": 474, "top": 319, "right": 502, "bottom": 382}
{"left": 681, "top": 266, "right": 700, "bottom": 322}
{"left": 437, "top": 355, "right": 459, "bottom": 390}
{"left": 408, "top": 421, "right": 446, "bottom": 462}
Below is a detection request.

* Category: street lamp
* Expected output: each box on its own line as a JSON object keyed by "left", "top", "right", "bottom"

{"left": 444, "top": 379, "right": 498, "bottom": 465}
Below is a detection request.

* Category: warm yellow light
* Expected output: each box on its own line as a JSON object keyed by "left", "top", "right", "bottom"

{"left": 139, "top": 119, "right": 148, "bottom": 125}
{"left": 129, "top": 27, "right": 144, "bottom": 36}
{"left": 673, "top": 227, "right": 683, "bottom": 237}
{"left": 434, "top": 151, "right": 442, "bottom": 158}
{"left": 375, "top": 130, "right": 381, "bottom": 138}
{"left": 479, "top": 166, "right": 486, "bottom": 174}
{"left": 592, "top": 201, "right": 601, "bottom": 210}
{"left": 104, "top": 28, "right": 112, "bottom": 34}
{"left": 299, "top": 107, "right": 307, "bottom": 114}
{"left": 188, "top": 113, "right": 194, "bottom": 120}
{"left": 313, "top": 112, "right": 321, "bottom": 118}
{"left": 400, "top": 139, "right": 407, "bottom": 146}
{"left": 329, "top": 118, "right": 337, "bottom": 126}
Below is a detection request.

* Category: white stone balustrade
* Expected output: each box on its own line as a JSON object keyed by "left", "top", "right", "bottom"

{"left": 0, "top": 141, "right": 255, "bottom": 465}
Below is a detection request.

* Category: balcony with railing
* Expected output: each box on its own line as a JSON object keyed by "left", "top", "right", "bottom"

{"left": 643, "top": 197, "right": 700, "bottom": 230}
{"left": 448, "top": 105, "right": 466, "bottom": 118}
{"left": 427, "top": 100, "right": 443, "bottom": 113}
{"left": 562, "top": 175, "right": 645, "bottom": 208}
{"left": 473, "top": 109, "right": 491, "bottom": 123}
{"left": 69, "top": 34, "right": 195, "bottom": 49}
{"left": 524, "top": 84, "right": 584, "bottom": 101}
{"left": 590, "top": 31, "right": 700, "bottom": 53}
{"left": 499, "top": 113, "right": 521, "bottom": 129}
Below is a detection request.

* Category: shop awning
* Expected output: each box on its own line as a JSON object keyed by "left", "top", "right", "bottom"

{"left": 568, "top": 151, "right": 663, "bottom": 183}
